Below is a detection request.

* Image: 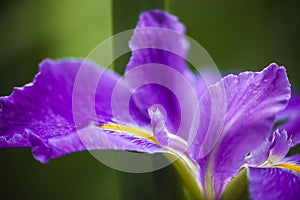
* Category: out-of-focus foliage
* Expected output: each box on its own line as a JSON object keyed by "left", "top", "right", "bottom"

{"left": 0, "top": 0, "right": 111, "bottom": 95}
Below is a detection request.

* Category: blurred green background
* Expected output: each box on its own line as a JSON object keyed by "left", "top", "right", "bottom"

{"left": 1, "top": 0, "right": 300, "bottom": 199}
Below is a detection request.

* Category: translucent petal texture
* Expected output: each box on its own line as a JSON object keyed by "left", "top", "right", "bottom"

{"left": 268, "top": 130, "right": 291, "bottom": 163}
{"left": 127, "top": 10, "right": 189, "bottom": 74}
{"left": 125, "top": 10, "right": 199, "bottom": 139}
{"left": 245, "top": 139, "right": 272, "bottom": 166}
{"left": 248, "top": 166, "right": 300, "bottom": 200}
{"left": 192, "top": 64, "right": 291, "bottom": 197}
{"left": 0, "top": 10, "right": 200, "bottom": 163}
{"left": 246, "top": 130, "right": 292, "bottom": 166}
{"left": 277, "top": 93, "right": 300, "bottom": 146}
{"left": 0, "top": 59, "right": 162, "bottom": 163}
{"left": 279, "top": 154, "right": 300, "bottom": 166}
{"left": 148, "top": 105, "right": 168, "bottom": 146}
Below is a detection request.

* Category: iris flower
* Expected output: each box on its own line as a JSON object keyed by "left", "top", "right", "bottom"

{"left": 244, "top": 94, "right": 300, "bottom": 200}
{"left": 0, "top": 10, "right": 299, "bottom": 200}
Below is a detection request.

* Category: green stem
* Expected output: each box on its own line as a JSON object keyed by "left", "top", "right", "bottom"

{"left": 221, "top": 168, "right": 249, "bottom": 200}
{"left": 164, "top": 153, "right": 204, "bottom": 200}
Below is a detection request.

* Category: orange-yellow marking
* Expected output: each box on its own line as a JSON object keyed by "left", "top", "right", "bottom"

{"left": 100, "top": 124, "right": 160, "bottom": 145}
{"left": 274, "top": 163, "right": 300, "bottom": 173}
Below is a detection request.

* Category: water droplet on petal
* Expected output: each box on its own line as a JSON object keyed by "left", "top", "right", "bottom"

{"left": 252, "top": 90, "right": 258, "bottom": 95}
{"left": 263, "top": 78, "right": 269, "bottom": 84}
{"left": 254, "top": 81, "right": 260, "bottom": 87}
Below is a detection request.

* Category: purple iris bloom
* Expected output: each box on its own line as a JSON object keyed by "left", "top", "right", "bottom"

{"left": 277, "top": 94, "right": 300, "bottom": 146}
{"left": 1, "top": 10, "right": 300, "bottom": 200}
{"left": 244, "top": 93, "right": 300, "bottom": 200}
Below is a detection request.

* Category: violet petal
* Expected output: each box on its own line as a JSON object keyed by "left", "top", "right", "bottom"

{"left": 268, "top": 130, "right": 292, "bottom": 163}
{"left": 277, "top": 93, "right": 300, "bottom": 146}
{"left": 0, "top": 59, "right": 162, "bottom": 162}
{"left": 193, "top": 64, "right": 291, "bottom": 197}
{"left": 125, "top": 10, "right": 198, "bottom": 138}
{"left": 248, "top": 166, "right": 300, "bottom": 200}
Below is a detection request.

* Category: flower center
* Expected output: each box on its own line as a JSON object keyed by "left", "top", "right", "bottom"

{"left": 100, "top": 123, "right": 189, "bottom": 153}
{"left": 100, "top": 122, "right": 197, "bottom": 174}
{"left": 257, "top": 159, "right": 300, "bottom": 174}
{"left": 100, "top": 124, "right": 159, "bottom": 144}
{"left": 274, "top": 163, "right": 300, "bottom": 173}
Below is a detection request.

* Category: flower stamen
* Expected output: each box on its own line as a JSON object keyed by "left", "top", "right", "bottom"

{"left": 274, "top": 163, "right": 300, "bottom": 173}
{"left": 100, "top": 124, "right": 159, "bottom": 145}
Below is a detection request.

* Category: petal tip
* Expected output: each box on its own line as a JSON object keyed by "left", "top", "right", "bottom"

{"left": 138, "top": 9, "right": 185, "bottom": 33}
{"left": 28, "top": 131, "right": 51, "bottom": 163}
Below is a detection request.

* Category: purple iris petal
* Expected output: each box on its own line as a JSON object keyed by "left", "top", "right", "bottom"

{"left": 277, "top": 93, "right": 300, "bottom": 146}
{"left": 127, "top": 10, "right": 190, "bottom": 75}
{"left": 268, "top": 130, "right": 292, "bottom": 163}
{"left": 245, "top": 139, "right": 272, "bottom": 166}
{"left": 126, "top": 10, "right": 198, "bottom": 136}
{"left": 194, "top": 68, "right": 222, "bottom": 99}
{"left": 0, "top": 59, "right": 162, "bottom": 163}
{"left": 246, "top": 130, "right": 292, "bottom": 166}
{"left": 148, "top": 105, "right": 188, "bottom": 153}
{"left": 279, "top": 154, "right": 300, "bottom": 166}
{"left": 0, "top": 10, "right": 199, "bottom": 163}
{"left": 248, "top": 165, "right": 300, "bottom": 200}
{"left": 148, "top": 104, "right": 168, "bottom": 146}
{"left": 193, "top": 64, "right": 291, "bottom": 197}
{"left": 0, "top": 59, "right": 85, "bottom": 149}
{"left": 0, "top": 10, "right": 199, "bottom": 164}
